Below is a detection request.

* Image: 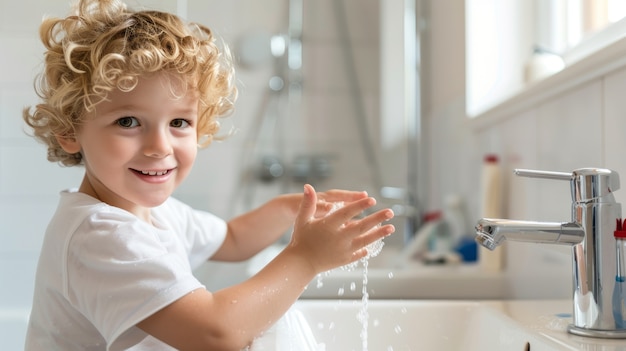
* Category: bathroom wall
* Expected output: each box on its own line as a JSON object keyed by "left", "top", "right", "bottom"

{"left": 0, "top": 0, "right": 389, "bottom": 315}
{"left": 421, "top": 0, "right": 575, "bottom": 296}
{"left": 423, "top": 0, "right": 626, "bottom": 298}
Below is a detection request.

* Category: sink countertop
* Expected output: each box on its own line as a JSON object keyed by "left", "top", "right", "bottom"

{"left": 470, "top": 299, "right": 626, "bottom": 350}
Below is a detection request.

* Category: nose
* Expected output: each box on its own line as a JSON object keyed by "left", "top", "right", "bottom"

{"left": 143, "top": 128, "right": 173, "bottom": 158}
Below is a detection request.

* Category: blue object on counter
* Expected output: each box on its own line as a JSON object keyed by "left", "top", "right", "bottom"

{"left": 613, "top": 276, "right": 626, "bottom": 328}
{"left": 454, "top": 236, "right": 478, "bottom": 262}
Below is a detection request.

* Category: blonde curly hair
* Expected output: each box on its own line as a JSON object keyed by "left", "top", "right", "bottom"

{"left": 24, "top": 0, "right": 237, "bottom": 166}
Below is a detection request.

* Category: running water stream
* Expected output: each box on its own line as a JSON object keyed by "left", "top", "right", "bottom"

{"left": 315, "top": 241, "right": 382, "bottom": 351}
{"left": 316, "top": 201, "right": 385, "bottom": 351}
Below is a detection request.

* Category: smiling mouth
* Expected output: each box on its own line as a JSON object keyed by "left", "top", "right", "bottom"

{"left": 132, "top": 169, "right": 172, "bottom": 176}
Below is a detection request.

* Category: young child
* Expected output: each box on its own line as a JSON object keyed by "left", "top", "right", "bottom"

{"left": 22, "top": 0, "right": 395, "bottom": 350}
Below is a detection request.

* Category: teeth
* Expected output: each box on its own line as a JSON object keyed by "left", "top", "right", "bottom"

{"left": 140, "top": 170, "right": 168, "bottom": 176}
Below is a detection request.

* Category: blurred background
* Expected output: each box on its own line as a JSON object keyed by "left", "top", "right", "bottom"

{"left": 4, "top": 0, "right": 626, "bottom": 347}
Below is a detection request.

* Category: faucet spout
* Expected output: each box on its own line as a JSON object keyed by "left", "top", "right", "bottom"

{"left": 474, "top": 167, "right": 625, "bottom": 338}
{"left": 475, "top": 218, "right": 585, "bottom": 250}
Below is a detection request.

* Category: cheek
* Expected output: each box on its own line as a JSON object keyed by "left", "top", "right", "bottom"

{"left": 187, "top": 146, "right": 198, "bottom": 163}
{"left": 82, "top": 135, "right": 137, "bottom": 168}
{"left": 179, "top": 139, "right": 198, "bottom": 166}
{"left": 92, "top": 137, "right": 130, "bottom": 158}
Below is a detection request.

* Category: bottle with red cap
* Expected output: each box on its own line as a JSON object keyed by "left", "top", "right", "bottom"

{"left": 479, "top": 154, "right": 503, "bottom": 272}
{"left": 613, "top": 218, "right": 626, "bottom": 328}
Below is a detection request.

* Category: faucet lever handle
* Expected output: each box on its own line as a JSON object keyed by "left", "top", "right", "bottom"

{"left": 515, "top": 168, "right": 620, "bottom": 201}
{"left": 514, "top": 169, "right": 572, "bottom": 180}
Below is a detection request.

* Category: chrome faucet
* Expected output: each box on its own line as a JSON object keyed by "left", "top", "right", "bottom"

{"left": 476, "top": 168, "right": 626, "bottom": 338}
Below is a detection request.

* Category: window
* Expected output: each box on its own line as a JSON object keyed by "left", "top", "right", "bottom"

{"left": 540, "top": 0, "right": 626, "bottom": 64}
{"left": 466, "top": 0, "right": 626, "bottom": 118}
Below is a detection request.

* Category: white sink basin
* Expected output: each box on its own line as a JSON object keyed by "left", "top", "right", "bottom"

{"left": 250, "top": 299, "right": 626, "bottom": 350}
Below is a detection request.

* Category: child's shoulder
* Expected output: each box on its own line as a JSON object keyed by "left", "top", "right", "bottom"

{"left": 56, "top": 189, "right": 132, "bottom": 221}
{"left": 50, "top": 190, "right": 148, "bottom": 237}
{"left": 48, "top": 191, "right": 172, "bottom": 259}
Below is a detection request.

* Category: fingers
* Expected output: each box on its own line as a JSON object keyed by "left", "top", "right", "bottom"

{"left": 351, "top": 247, "right": 369, "bottom": 261}
{"left": 350, "top": 222, "right": 395, "bottom": 261}
{"left": 353, "top": 223, "right": 395, "bottom": 250}
{"left": 350, "top": 208, "right": 395, "bottom": 244}
{"left": 354, "top": 208, "right": 394, "bottom": 233}
{"left": 295, "top": 184, "right": 318, "bottom": 225}
{"left": 317, "top": 189, "right": 368, "bottom": 203}
{"left": 322, "top": 196, "right": 377, "bottom": 228}
{"left": 313, "top": 188, "right": 369, "bottom": 219}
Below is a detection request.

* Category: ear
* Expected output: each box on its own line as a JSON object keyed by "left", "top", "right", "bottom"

{"left": 55, "top": 134, "right": 81, "bottom": 154}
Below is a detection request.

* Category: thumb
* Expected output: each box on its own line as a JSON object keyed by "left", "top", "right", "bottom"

{"left": 296, "top": 184, "right": 317, "bottom": 224}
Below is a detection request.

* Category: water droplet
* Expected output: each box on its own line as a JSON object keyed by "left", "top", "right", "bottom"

{"left": 388, "top": 271, "right": 394, "bottom": 279}
{"left": 316, "top": 274, "right": 324, "bottom": 288}
{"left": 310, "top": 214, "right": 385, "bottom": 351}
{"left": 394, "top": 325, "right": 402, "bottom": 334}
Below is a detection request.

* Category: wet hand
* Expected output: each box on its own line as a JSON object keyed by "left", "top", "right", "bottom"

{"left": 289, "top": 184, "right": 395, "bottom": 273}
{"left": 312, "top": 188, "right": 369, "bottom": 218}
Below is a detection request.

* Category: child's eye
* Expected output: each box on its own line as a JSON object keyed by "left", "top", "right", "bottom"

{"left": 116, "top": 116, "right": 139, "bottom": 128}
{"left": 170, "top": 119, "right": 190, "bottom": 128}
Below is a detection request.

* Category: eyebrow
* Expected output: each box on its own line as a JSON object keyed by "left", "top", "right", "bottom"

{"left": 102, "top": 104, "right": 198, "bottom": 116}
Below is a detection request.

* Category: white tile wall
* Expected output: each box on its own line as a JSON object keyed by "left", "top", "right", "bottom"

{"left": 603, "top": 66, "right": 626, "bottom": 208}
{"left": 453, "top": 60, "right": 626, "bottom": 298}
{"left": 535, "top": 80, "right": 604, "bottom": 221}
{"left": 419, "top": 0, "right": 626, "bottom": 301}
{"left": 0, "top": 0, "right": 73, "bottom": 313}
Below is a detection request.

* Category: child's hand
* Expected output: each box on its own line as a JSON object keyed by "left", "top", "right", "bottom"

{"left": 288, "top": 184, "right": 395, "bottom": 273}
{"left": 312, "top": 188, "right": 369, "bottom": 218}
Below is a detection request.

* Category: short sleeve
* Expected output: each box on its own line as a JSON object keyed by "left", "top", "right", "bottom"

{"left": 64, "top": 208, "right": 204, "bottom": 348}
{"left": 153, "top": 197, "right": 228, "bottom": 269}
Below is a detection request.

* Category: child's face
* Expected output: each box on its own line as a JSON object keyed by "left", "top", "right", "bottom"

{"left": 60, "top": 73, "right": 199, "bottom": 216}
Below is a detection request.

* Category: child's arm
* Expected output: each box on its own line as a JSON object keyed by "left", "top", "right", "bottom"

{"left": 211, "top": 187, "right": 371, "bottom": 262}
{"left": 137, "top": 184, "right": 395, "bottom": 350}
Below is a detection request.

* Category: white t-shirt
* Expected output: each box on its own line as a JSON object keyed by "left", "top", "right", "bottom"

{"left": 25, "top": 190, "right": 228, "bottom": 351}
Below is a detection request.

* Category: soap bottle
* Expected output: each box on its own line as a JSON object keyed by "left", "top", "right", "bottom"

{"left": 613, "top": 219, "right": 626, "bottom": 329}
{"left": 395, "top": 211, "right": 445, "bottom": 267}
{"left": 443, "top": 194, "right": 467, "bottom": 247}
{"left": 479, "top": 154, "right": 504, "bottom": 272}
{"left": 445, "top": 194, "right": 477, "bottom": 262}
{"left": 423, "top": 208, "right": 456, "bottom": 256}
